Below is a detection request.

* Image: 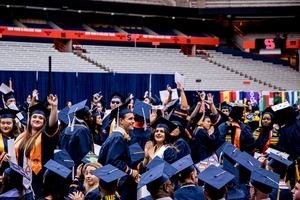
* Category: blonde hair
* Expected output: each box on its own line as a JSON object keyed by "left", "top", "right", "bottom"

{"left": 0, "top": 118, "right": 20, "bottom": 138}
{"left": 19, "top": 115, "right": 47, "bottom": 157}
{"left": 83, "top": 162, "right": 102, "bottom": 193}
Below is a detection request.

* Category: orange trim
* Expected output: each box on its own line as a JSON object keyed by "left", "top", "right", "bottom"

{"left": 232, "top": 122, "right": 241, "bottom": 150}
{"left": 22, "top": 124, "right": 27, "bottom": 132}
{"left": 133, "top": 122, "right": 145, "bottom": 129}
{"left": 0, "top": 152, "right": 6, "bottom": 166}
{"left": 124, "top": 166, "right": 129, "bottom": 173}
{"left": 44, "top": 195, "right": 53, "bottom": 200}
{"left": 70, "top": 184, "right": 78, "bottom": 188}
{"left": 45, "top": 127, "right": 59, "bottom": 138}
{"left": 137, "top": 162, "right": 141, "bottom": 174}
{"left": 212, "top": 114, "right": 221, "bottom": 126}
{"left": 174, "top": 110, "right": 187, "bottom": 117}
{"left": 185, "top": 128, "right": 192, "bottom": 139}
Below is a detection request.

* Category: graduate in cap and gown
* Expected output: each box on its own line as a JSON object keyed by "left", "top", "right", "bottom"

{"left": 0, "top": 162, "right": 33, "bottom": 200}
{"left": 215, "top": 102, "right": 256, "bottom": 154}
{"left": 0, "top": 84, "right": 16, "bottom": 108}
{"left": 128, "top": 100, "right": 153, "bottom": 150}
{"left": 91, "top": 109, "right": 108, "bottom": 146}
{"left": 91, "top": 164, "right": 128, "bottom": 200}
{"left": 14, "top": 95, "right": 59, "bottom": 199}
{"left": 0, "top": 109, "right": 21, "bottom": 174}
{"left": 253, "top": 107, "right": 279, "bottom": 155}
{"left": 167, "top": 112, "right": 191, "bottom": 160}
{"left": 60, "top": 100, "right": 94, "bottom": 169}
{"left": 98, "top": 101, "right": 139, "bottom": 200}
{"left": 266, "top": 153, "right": 293, "bottom": 200}
{"left": 249, "top": 167, "right": 280, "bottom": 200}
{"left": 172, "top": 154, "right": 205, "bottom": 200}
{"left": 137, "top": 160, "right": 177, "bottom": 200}
{"left": 39, "top": 159, "right": 72, "bottom": 200}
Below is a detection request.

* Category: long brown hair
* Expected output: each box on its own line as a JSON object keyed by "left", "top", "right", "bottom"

{"left": 0, "top": 118, "right": 20, "bottom": 138}
{"left": 19, "top": 115, "right": 47, "bottom": 157}
{"left": 151, "top": 127, "right": 179, "bottom": 153}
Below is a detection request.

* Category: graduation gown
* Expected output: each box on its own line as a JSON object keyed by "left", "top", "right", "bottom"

{"left": 94, "top": 129, "right": 108, "bottom": 146}
{"left": 0, "top": 133, "right": 19, "bottom": 174}
{"left": 128, "top": 122, "right": 152, "bottom": 150}
{"left": 84, "top": 188, "right": 101, "bottom": 200}
{"left": 277, "top": 119, "right": 300, "bottom": 160}
{"left": 0, "top": 189, "right": 33, "bottom": 200}
{"left": 174, "top": 138, "right": 191, "bottom": 160}
{"left": 269, "top": 182, "right": 293, "bottom": 200}
{"left": 98, "top": 128, "right": 135, "bottom": 200}
{"left": 215, "top": 122, "right": 256, "bottom": 154}
{"left": 60, "top": 119, "right": 93, "bottom": 168}
{"left": 253, "top": 127, "right": 279, "bottom": 155}
{"left": 14, "top": 123, "right": 59, "bottom": 200}
{"left": 174, "top": 184, "right": 206, "bottom": 200}
{"left": 67, "top": 181, "right": 101, "bottom": 200}
{"left": 192, "top": 128, "right": 216, "bottom": 163}
{"left": 211, "top": 113, "right": 224, "bottom": 129}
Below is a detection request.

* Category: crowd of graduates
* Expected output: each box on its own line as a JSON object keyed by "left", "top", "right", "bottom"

{"left": 0, "top": 81, "right": 300, "bottom": 200}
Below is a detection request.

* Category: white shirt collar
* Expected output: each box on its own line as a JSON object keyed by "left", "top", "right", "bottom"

{"left": 115, "top": 127, "right": 127, "bottom": 136}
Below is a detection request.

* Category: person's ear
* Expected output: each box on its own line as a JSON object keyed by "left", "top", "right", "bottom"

{"left": 224, "top": 187, "right": 228, "bottom": 195}
{"left": 163, "top": 184, "right": 169, "bottom": 193}
{"left": 203, "top": 189, "right": 208, "bottom": 197}
{"left": 119, "top": 118, "right": 123, "bottom": 125}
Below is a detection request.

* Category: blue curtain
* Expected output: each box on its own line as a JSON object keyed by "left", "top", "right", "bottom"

{"left": 0, "top": 71, "right": 37, "bottom": 108}
{"left": 151, "top": 74, "right": 176, "bottom": 99}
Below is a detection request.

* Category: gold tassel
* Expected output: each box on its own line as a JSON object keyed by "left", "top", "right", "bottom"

{"left": 296, "top": 160, "right": 300, "bottom": 186}
{"left": 193, "top": 113, "right": 205, "bottom": 134}
{"left": 277, "top": 188, "right": 281, "bottom": 200}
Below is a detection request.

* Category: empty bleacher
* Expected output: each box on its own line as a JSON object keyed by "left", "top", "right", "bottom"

{"left": 82, "top": 45, "right": 275, "bottom": 91}
{"left": 0, "top": 41, "right": 107, "bottom": 73}
{"left": 0, "top": 19, "right": 17, "bottom": 27}
{"left": 208, "top": 50, "right": 300, "bottom": 91}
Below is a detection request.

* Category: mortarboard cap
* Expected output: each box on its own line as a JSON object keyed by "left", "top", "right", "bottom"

{"left": 133, "top": 99, "right": 152, "bottom": 120}
{"left": 235, "top": 152, "right": 261, "bottom": 172}
{"left": 44, "top": 159, "right": 72, "bottom": 178}
{"left": 217, "top": 109, "right": 230, "bottom": 122}
{"left": 137, "top": 162, "right": 177, "bottom": 190}
{"left": 129, "top": 143, "right": 145, "bottom": 165}
{"left": 101, "top": 114, "right": 112, "bottom": 130}
{"left": 194, "top": 156, "right": 220, "bottom": 173}
{"left": 4, "top": 161, "right": 30, "bottom": 181}
{"left": 150, "top": 116, "right": 177, "bottom": 133}
{"left": 42, "top": 96, "right": 49, "bottom": 107}
{"left": 81, "top": 151, "right": 99, "bottom": 164}
{"left": 196, "top": 165, "right": 235, "bottom": 190}
{"left": 216, "top": 102, "right": 232, "bottom": 111}
{"left": 250, "top": 166, "right": 280, "bottom": 194}
{"left": 222, "top": 142, "right": 242, "bottom": 165}
{"left": 146, "top": 156, "right": 165, "bottom": 170}
{"left": 91, "top": 164, "right": 127, "bottom": 190}
{"left": 151, "top": 95, "right": 162, "bottom": 106}
{"left": 171, "top": 154, "right": 194, "bottom": 177}
{"left": 0, "top": 83, "right": 14, "bottom": 102}
{"left": 92, "top": 109, "right": 100, "bottom": 119}
{"left": 167, "top": 111, "right": 188, "bottom": 128}
{"left": 58, "top": 106, "right": 73, "bottom": 125}
{"left": 108, "top": 92, "right": 126, "bottom": 103}
{"left": 98, "top": 99, "right": 106, "bottom": 108}
{"left": 223, "top": 156, "right": 239, "bottom": 186}
{"left": 272, "top": 102, "right": 296, "bottom": 126}
{"left": 267, "top": 152, "right": 293, "bottom": 175}
{"left": 164, "top": 99, "right": 179, "bottom": 113}
{"left": 29, "top": 103, "right": 50, "bottom": 117}
{"left": 0, "top": 108, "right": 19, "bottom": 119}
{"left": 54, "top": 149, "right": 75, "bottom": 169}
{"left": 67, "top": 100, "right": 89, "bottom": 116}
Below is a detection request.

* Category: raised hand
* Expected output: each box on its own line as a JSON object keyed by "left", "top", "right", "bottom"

{"left": 149, "top": 109, "right": 157, "bottom": 125}
{"left": 167, "top": 85, "right": 172, "bottom": 94}
{"left": 177, "top": 82, "right": 183, "bottom": 92}
{"left": 205, "top": 93, "right": 214, "bottom": 105}
{"left": 32, "top": 89, "right": 39, "bottom": 99}
{"left": 47, "top": 94, "right": 58, "bottom": 107}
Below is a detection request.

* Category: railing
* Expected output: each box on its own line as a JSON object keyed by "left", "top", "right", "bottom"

{"left": 180, "top": 45, "right": 192, "bottom": 56}
{"left": 234, "top": 26, "right": 245, "bottom": 38}
{"left": 72, "top": 40, "right": 87, "bottom": 54}
{"left": 54, "top": 39, "right": 67, "bottom": 52}
{"left": 196, "top": 45, "right": 210, "bottom": 57}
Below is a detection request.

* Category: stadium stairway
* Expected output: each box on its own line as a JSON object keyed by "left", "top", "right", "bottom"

{"left": 207, "top": 50, "right": 300, "bottom": 91}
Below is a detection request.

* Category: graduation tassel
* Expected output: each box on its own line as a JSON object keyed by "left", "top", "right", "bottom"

{"left": 259, "top": 112, "right": 262, "bottom": 127}
{"left": 72, "top": 166, "right": 75, "bottom": 180}
{"left": 295, "top": 160, "right": 300, "bottom": 186}
{"left": 142, "top": 108, "right": 147, "bottom": 131}
{"left": 116, "top": 107, "right": 120, "bottom": 129}
{"left": 71, "top": 107, "right": 78, "bottom": 132}
{"left": 277, "top": 188, "right": 280, "bottom": 200}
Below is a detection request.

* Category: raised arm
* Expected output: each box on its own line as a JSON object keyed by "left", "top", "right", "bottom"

{"left": 177, "top": 82, "right": 188, "bottom": 110}
{"left": 188, "top": 91, "right": 205, "bottom": 126}
{"left": 47, "top": 94, "right": 58, "bottom": 128}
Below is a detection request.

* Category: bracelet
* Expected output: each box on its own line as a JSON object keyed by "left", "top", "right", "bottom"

{"left": 197, "top": 102, "right": 201, "bottom": 105}
{"left": 74, "top": 176, "right": 80, "bottom": 179}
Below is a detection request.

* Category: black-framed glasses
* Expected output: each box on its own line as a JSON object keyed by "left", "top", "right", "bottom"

{"left": 111, "top": 101, "right": 121, "bottom": 104}
{"left": 165, "top": 183, "right": 175, "bottom": 188}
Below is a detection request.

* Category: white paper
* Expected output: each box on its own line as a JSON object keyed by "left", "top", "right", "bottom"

{"left": 272, "top": 101, "right": 290, "bottom": 112}
{"left": 103, "top": 110, "right": 111, "bottom": 119}
{"left": 265, "top": 147, "right": 289, "bottom": 159}
{"left": 0, "top": 83, "right": 13, "bottom": 94}
{"left": 174, "top": 72, "right": 185, "bottom": 89}
{"left": 8, "top": 139, "right": 17, "bottom": 164}
{"left": 137, "top": 186, "right": 151, "bottom": 200}
{"left": 152, "top": 105, "right": 164, "bottom": 110}
{"left": 254, "top": 152, "right": 263, "bottom": 159}
{"left": 94, "top": 144, "right": 101, "bottom": 156}
{"left": 54, "top": 149, "right": 61, "bottom": 154}
{"left": 159, "top": 89, "right": 178, "bottom": 104}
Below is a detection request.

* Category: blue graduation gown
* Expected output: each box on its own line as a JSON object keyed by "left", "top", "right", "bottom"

{"left": 239, "top": 182, "right": 250, "bottom": 200}
{"left": 211, "top": 113, "right": 224, "bottom": 129}
{"left": 270, "top": 187, "right": 293, "bottom": 200}
{"left": 174, "top": 185, "right": 206, "bottom": 200}
{"left": 192, "top": 128, "right": 216, "bottom": 163}
{"left": 94, "top": 129, "right": 108, "bottom": 146}
{"left": 278, "top": 119, "right": 300, "bottom": 160}
{"left": 16, "top": 123, "right": 59, "bottom": 200}
{"left": 66, "top": 181, "right": 101, "bottom": 200}
{"left": 98, "top": 129, "right": 136, "bottom": 200}
{"left": 0, "top": 189, "right": 33, "bottom": 200}
{"left": 128, "top": 126, "right": 152, "bottom": 150}
{"left": 84, "top": 188, "right": 101, "bottom": 200}
{"left": 60, "top": 119, "right": 93, "bottom": 168}
{"left": 174, "top": 138, "right": 191, "bottom": 160}
{"left": 215, "top": 122, "right": 256, "bottom": 154}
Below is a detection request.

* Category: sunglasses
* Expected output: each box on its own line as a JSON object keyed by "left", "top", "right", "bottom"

{"left": 111, "top": 101, "right": 121, "bottom": 104}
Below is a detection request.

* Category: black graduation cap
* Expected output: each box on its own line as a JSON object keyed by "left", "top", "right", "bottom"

{"left": 108, "top": 91, "right": 126, "bottom": 103}
{"left": 167, "top": 111, "right": 188, "bottom": 128}
{"left": 98, "top": 99, "right": 106, "bottom": 108}
{"left": 272, "top": 102, "right": 296, "bottom": 127}
{"left": 109, "top": 101, "right": 132, "bottom": 121}
{"left": 150, "top": 116, "right": 177, "bottom": 133}
{"left": 29, "top": 103, "right": 50, "bottom": 117}
{"left": 0, "top": 108, "right": 19, "bottom": 119}
{"left": 216, "top": 102, "right": 231, "bottom": 111}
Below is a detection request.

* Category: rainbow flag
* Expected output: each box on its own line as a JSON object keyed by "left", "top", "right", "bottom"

{"left": 220, "top": 91, "right": 232, "bottom": 102}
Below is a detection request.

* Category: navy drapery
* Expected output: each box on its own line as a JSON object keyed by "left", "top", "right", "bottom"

{"left": 0, "top": 71, "right": 37, "bottom": 108}
{"left": 150, "top": 74, "right": 176, "bottom": 99}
